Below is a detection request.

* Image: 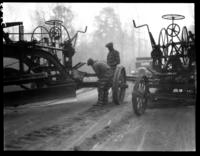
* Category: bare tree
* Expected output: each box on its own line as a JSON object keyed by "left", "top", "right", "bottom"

{"left": 50, "top": 4, "right": 75, "bottom": 36}
{"left": 32, "top": 9, "right": 46, "bottom": 26}
{"left": 93, "top": 7, "right": 122, "bottom": 44}
{"left": 88, "top": 7, "right": 124, "bottom": 62}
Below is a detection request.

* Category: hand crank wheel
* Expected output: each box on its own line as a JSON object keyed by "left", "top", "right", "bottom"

{"left": 167, "top": 23, "right": 180, "bottom": 37}
{"left": 112, "top": 66, "right": 127, "bottom": 105}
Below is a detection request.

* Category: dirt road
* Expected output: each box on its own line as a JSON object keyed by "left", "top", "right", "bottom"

{"left": 4, "top": 83, "right": 195, "bottom": 151}
{"left": 91, "top": 105, "right": 195, "bottom": 151}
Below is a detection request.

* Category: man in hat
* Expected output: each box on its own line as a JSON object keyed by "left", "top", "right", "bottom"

{"left": 106, "top": 42, "right": 120, "bottom": 74}
{"left": 87, "top": 58, "right": 113, "bottom": 106}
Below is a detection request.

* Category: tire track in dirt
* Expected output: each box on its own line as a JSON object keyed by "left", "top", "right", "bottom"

{"left": 4, "top": 83, "right": 134, "bottom": 150}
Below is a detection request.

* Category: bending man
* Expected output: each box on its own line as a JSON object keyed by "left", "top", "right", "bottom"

{"left": 87, "top": 58, "right": 113, "bottom": 106}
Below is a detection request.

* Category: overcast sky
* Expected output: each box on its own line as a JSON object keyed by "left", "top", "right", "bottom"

{"left": 3, "top": 3, "right": 194, "bottom": 42}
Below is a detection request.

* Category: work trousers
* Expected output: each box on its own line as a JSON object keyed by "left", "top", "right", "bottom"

{"left": 97, "top": 69, "right": 113, "bottom": 105}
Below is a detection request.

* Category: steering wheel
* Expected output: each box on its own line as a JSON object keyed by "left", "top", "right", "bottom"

{"left": 45, "top": 20, "right": 63, "bottom": 26}
{"left": 162, "top": 14, "right": 185, "bottom": 20}
{"left": 167, "top": 23, "right": 180, "bottom": 37}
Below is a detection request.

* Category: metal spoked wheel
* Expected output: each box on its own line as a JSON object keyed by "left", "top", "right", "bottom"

{"left": 181, "top": 26, "right": 190, "bottom": 68}
{"left": 31, "top": 26, "right": 51, "bottom": 45}
{"left": 167, "top": 23, "right": 180, "bottom": 37}
{"left": 4, "top": 47, "right": 68, "bottom": 89}
{"left": 112, "top": 66, "right": 127, "bottom": 105}
{"left": 24, "top": 49, "right": 68, "bottom": 83}
{"left": 132, "top": 76, "right": 149, "bottom": 116}
{"left": 45, "top": 20, "right": 71, "bottom": 44}
{"left": 158, "top": 28, "right": 169, "bottom": 69}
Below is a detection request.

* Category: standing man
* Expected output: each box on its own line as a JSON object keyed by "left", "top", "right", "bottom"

{"left": 87, "top": 58, "right": 113, "bottom": 106}
{"left": 106, "top": 42, "right": 120, "bottom": 75}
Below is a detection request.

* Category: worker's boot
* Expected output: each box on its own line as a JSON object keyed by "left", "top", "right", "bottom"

{"left": 102, "top": 90, "right": 109, "bottom": 105}
{"left": 95, "top": 88, "right": 104, "bottom": 106}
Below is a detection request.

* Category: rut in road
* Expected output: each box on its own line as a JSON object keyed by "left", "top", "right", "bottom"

{"left": 4, "top": 97, "right": 131, "bottom": 150}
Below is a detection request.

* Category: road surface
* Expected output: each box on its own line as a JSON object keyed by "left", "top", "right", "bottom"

{"left": 4, "top": 83, "right": 195, "bottom": 151}
{"left": 91, "top": 105, "right": 195, "bottom": 151}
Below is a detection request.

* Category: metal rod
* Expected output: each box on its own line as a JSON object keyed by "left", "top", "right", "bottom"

{"left": 34, "top": 45, "right": 63, "bottom": 51}
{"left": 7, "top": 33, "right": 49, "bottom": 35}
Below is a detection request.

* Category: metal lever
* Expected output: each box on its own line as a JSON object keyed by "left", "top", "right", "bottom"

{"left": 132, "top": 20, "right": 156, "bottom": 47}
{"left": 72, "top": 62, "right": 86, "bottom": 70}
{"left": 77, "top": 26, "right": 87, "bottom": 34}
{"left": 133, "top": 20, "right": 150, "bottom": 33}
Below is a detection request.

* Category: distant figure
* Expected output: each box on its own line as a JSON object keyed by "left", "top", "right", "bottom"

{"left": 87, "top": 58, "right": 113, "bottom": 106}
{"left": 106, "top": 42, "right": 120, "bottom": 75}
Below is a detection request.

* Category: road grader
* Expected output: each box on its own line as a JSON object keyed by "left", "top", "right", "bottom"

{"left": 3, "top": 14, "right": 196, "bottom": 114}
{"left": 3, "top": 19, "right": 127, "bottom": 106}
{"left": 131, "top": 14, "right": 196, "bottom": 115}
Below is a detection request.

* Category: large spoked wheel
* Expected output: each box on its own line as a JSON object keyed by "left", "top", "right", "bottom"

{"left": 158, "top": 28, "right": 169, "bottom": 69}
{"left": 112, "top": 66, "right": 127, "bottom": 105}
{"left": 132, "top": 76, "right": 149, "bottom": 116}
{"left": 24, "top": 49, "right": 68, "bottom": 83}
{"left": 167, "top": 23, "right": 180, "bottom": 37}
{"left": 31, "top": 26, "right": 51, "bottom": 45}
{"left": 4, "top": 48, "right": 68, "bottom": 89}
{"left": 181, "top": 26, "right": 190, "bottom": 68}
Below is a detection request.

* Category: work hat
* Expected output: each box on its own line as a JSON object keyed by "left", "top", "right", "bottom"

{"left": 105, "top": 42, "right": 113, "bottom": 48}
{"left": 87, "top": 58, "right": 94, "bottom": 65}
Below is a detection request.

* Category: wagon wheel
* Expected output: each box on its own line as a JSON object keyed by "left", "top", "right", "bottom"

{"left": 167, "top": 23, "right": 180, "bottom": 37}
{"left": 112, "top": 66, "right": 127, "bottom": 105}
{"left": 181, "top": 26, "right": 190, "bottom": 68}
{"left": 31, "top": 26, "right": 51, "bottom": 45}
{"left": 158, "top": 28, "right": 169, "bottom": 69}
{"left": 132, "top": 76, "right": 148, "bottom": 116}
{"left": 24, "top": 49, "right": 68, "bottom": 84}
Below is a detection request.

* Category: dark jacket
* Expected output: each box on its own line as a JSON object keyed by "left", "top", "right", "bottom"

{"left": 107, "top": 49, "right": 120, "bottom": 68}
{"left": 92, "top": 61, "right": 111, "bottom": 79}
